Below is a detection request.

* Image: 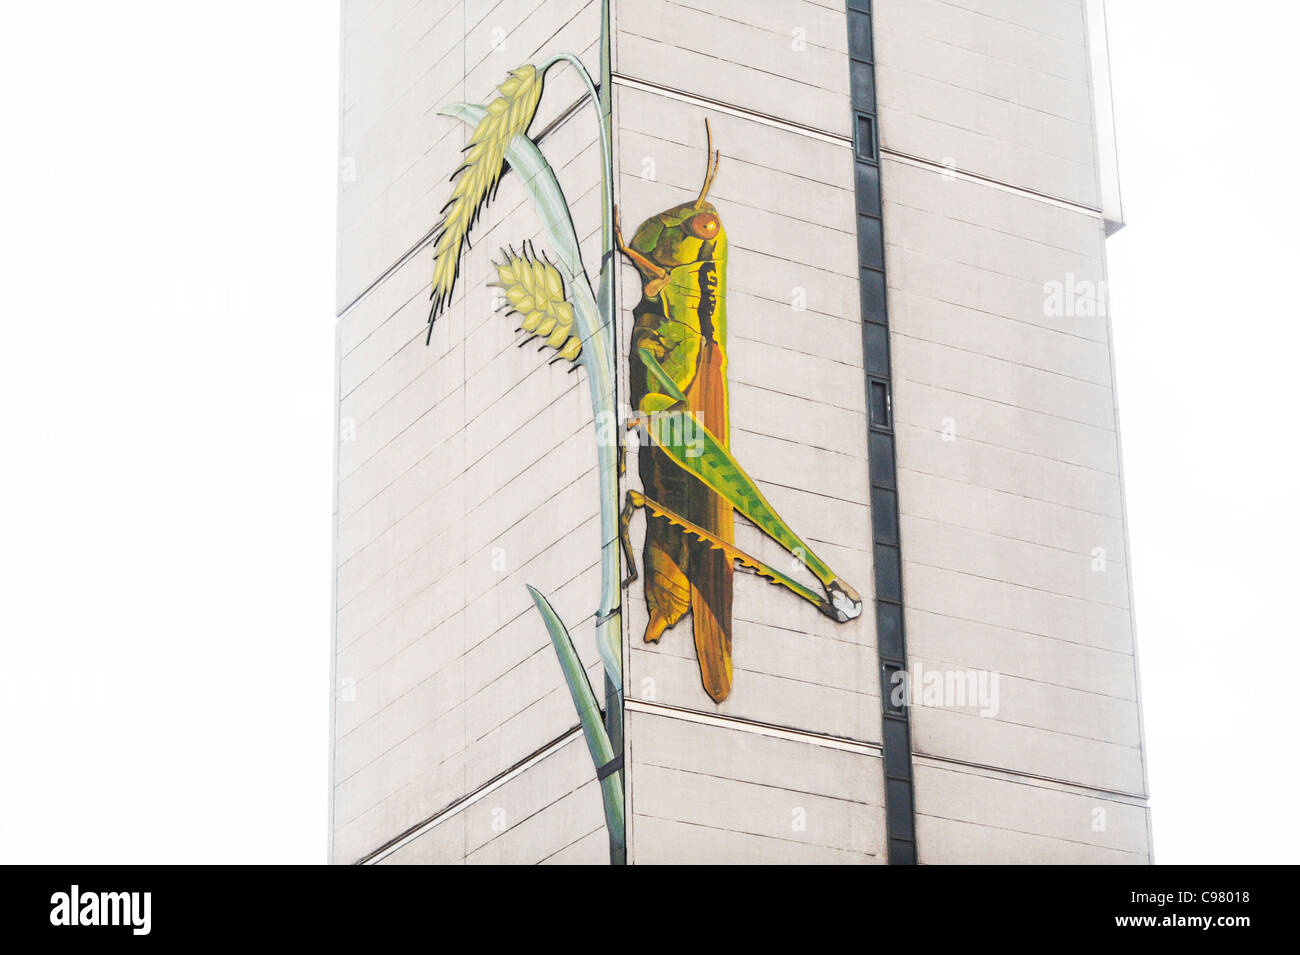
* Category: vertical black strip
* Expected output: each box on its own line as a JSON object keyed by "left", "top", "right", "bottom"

{"left": 846, "top": 0, "right": 917, "bottom": 866}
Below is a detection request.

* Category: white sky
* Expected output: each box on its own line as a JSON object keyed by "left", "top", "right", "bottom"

{"left": 0, "top": 1, "right": 1295, "bottom": 864}
{"left": 0, "top": 1, "right": 337, "bottom": 862}
{"left": 1105, "top": 2, "right": 1300, "bottom": 863}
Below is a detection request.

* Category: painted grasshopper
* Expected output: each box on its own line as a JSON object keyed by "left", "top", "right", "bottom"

{"left": 618, "top": 121, "right": 863, "bottom": 703}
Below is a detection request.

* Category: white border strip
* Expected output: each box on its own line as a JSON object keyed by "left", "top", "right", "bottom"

{"left": 611, "top": 73, "right": 850, "bottom": 147}
{"left": 626, "top": 698, "right": 883, "bottom": 758}
{"left": 1083, "top": 0, "right": 1126, "bottom": 233}
{"left": 880, "top": 149, "right": 1105, "bottom": 220}
{"left": 912, "top": 752, "right": 1148, "bottom": 805}
{"left": 612, "top": 73, "right": 1106, "bottom": 221}
{"left": 361, "top": 727, "right": 583, "bottom": 865}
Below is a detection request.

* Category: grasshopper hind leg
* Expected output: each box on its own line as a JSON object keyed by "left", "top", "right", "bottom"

{"left": 825, "top": 579, "right": 863, "bottom": 622}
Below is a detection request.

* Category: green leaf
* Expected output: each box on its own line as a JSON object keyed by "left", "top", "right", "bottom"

{"left": 525, "top": 585, "right": 625, "bottom": 854}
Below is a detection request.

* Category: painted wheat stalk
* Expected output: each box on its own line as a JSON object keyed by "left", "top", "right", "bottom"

{"left": 490, "top": 242, "right": 582, "bottom": 362}
{"left": 426, "top": 65, "right": 543, "bottom": 341}
{"left": 428, "top": 29, "right": 624, "bottom": 862}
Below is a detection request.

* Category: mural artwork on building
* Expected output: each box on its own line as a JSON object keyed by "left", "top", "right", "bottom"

{"left": 423, "top": 8, "right": 861, "bottom": 865}
{"left": 617, "top": 121, "right": 863, "bottom": 705}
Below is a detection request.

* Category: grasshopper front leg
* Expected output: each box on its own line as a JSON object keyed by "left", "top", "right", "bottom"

{"left": 615, "top": 206, "right": 671, "bottom": 298}
{"left": 619, "top": 490, "right": 640, "bottom": 588}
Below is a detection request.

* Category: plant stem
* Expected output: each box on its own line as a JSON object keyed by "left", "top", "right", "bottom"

{"left": 596, "top": 0, "right": 624, "bottom": 865}
{"left": 543, "top": 14, "right": 626, "bottom": 866}
{"left": 538, "top": 53, "right": 611, "bottom": 259}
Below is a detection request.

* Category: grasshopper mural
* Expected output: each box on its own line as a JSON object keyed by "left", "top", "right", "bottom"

{"left": 423, "top": 3, "right": 861, "bottom": 863}
{"left": 617, "top": 122, "right": 862, "bottom": 703}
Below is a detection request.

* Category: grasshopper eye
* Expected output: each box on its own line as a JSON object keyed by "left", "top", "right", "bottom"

{"left": 688, "top": 212, "right": 720, "bottom": 240}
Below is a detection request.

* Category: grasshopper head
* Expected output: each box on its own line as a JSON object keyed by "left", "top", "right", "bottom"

{"left": 628, "top": 121, "right": 726, "bottom": 274}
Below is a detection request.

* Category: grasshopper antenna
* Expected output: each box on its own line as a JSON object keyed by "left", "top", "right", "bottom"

{"left": 694, "top": 118, "right": 721, "bottom": 209}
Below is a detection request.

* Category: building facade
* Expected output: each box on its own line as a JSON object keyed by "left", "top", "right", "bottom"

{"left": 331, "top": 0, "right": 1150, "bottom": 864}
